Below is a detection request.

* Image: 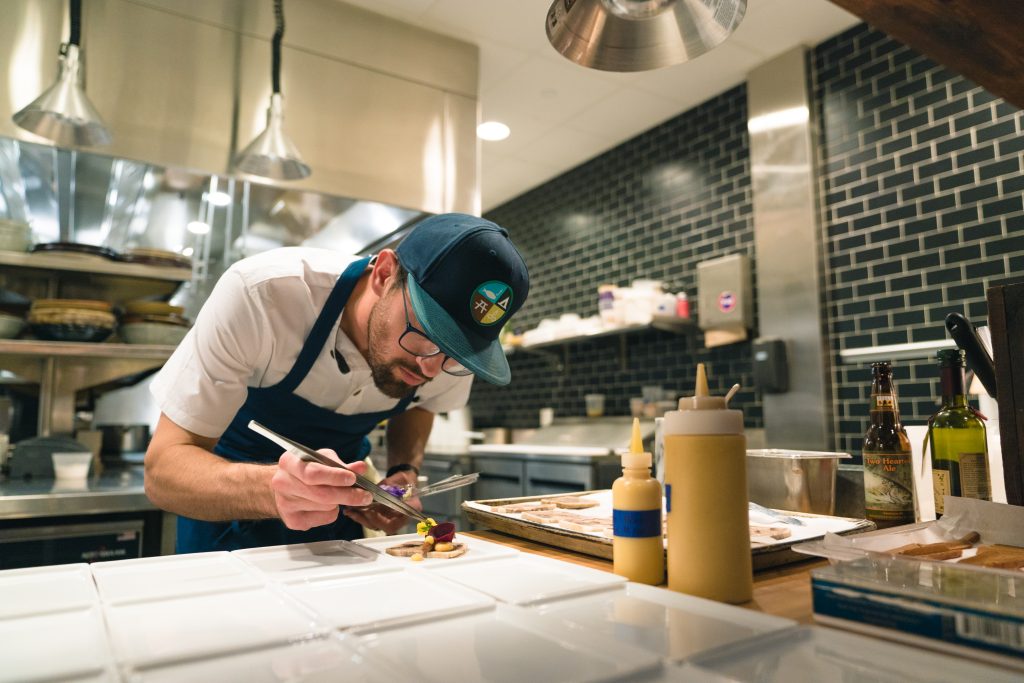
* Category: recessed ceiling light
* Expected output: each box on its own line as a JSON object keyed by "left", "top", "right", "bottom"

{"left": 187, "top": 221, "right": 211, "bottom": 235}
{"left": 477, "top": 121, "right": 511, "bottom": 141}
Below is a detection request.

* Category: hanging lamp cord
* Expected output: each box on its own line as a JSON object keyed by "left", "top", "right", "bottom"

{"left": 68, "top": 0, "right": 82, "bottom": 47}
{"left": 272, "top": 0, "right": 284, "bottom": 94}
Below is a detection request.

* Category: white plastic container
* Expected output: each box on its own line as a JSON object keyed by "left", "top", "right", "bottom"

{"left": 52, "top": 452, "right": 91, "bottom": 480}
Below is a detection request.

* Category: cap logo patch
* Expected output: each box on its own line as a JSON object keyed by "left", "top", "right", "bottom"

{"left": 471, "top": 281, "right": 512, "bottom": 326}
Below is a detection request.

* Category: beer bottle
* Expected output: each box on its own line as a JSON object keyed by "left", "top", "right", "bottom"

{"left": 927, "top": 349, "right": 990, "bottom": 518}
{"left": 861, "top": 361, "right": 915, "bottom": 527}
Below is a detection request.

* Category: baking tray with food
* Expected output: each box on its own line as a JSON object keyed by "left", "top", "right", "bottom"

{"left": 463, "top": 490, "right": 874, "bottom": 570}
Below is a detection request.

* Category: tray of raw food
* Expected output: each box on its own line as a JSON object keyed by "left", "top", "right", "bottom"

{"left": 463, "top": 490, "right": 874, "bottom": 570}
{"left": 794, "top": 497, "right": 1024, "bottom": 668}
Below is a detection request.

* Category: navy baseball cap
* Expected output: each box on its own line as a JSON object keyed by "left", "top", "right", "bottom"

{"left": 396, "top": 213, "right": 529, "bottom": 386}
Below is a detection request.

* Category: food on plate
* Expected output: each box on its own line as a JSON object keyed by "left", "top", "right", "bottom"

{"left": 385, "top": 518, "right": 467, "bottom": 560}
{"left": 552, "top": 496, "right": 600, "bottom": 509}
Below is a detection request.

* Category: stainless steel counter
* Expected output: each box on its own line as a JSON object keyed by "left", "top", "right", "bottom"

{"left": 0, "top": 465, "right": 155, "bottom": 520}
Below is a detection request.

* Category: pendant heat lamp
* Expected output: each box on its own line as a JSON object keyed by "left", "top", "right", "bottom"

{"left": 233, "top": 0, "right": 310, "bottom": 180}
{"left": 546, "top": 0, "right": 747, "bottom": 73}
{"left": 12, "top": 0, "right": 111, "bottom": 146}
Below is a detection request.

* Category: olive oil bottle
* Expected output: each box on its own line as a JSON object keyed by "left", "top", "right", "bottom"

{"left": 861, "top": 361, "right": 915, "bottom": 527}
{"left": 928, "top": 349, "right": 990, "bottom": 518}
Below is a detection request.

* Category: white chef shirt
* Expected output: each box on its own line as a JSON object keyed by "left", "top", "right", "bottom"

{"left": 150, "top": 247, "right": 473, "bottom": 439}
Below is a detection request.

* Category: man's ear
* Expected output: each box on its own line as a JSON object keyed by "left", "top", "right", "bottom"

{"left": 369, "top": 249, "right": 399, "bottom": 296}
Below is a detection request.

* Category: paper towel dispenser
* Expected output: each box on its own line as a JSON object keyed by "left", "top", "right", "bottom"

{"left": 697, "top": 254, "right": 753, "bottom": 348}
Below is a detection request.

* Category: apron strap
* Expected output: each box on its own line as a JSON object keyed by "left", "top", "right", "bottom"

{"left": 277, "top": 256, "right": 371, "bottom": 393}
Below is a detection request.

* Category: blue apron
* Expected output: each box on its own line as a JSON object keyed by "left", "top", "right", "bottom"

{"left": 176, "top": 256, "right": 416, "bottom": 553}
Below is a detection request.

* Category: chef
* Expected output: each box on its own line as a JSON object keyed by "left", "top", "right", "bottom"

{"left": 145, "top": 213, "right": 530, "bottom": 553}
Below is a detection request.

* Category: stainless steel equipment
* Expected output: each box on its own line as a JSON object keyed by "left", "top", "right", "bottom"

{"left": 419, "top": 452, "right": 473, "bottom": 527}
{"left": 469, "top": 417, "right": 653, "bottom": 500}
{"left": 746, "top": 449, "right": 851, "bottom": 516}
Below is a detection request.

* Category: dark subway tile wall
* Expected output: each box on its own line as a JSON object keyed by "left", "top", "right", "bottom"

{"left": 471, "top": 87, "right": 760, "bottom": 429}
{"left": 814, "top": 24, "right": 1024, "bottom": 458}
{"left": 468, "top": 23, "right": 1024, "bottom": 450}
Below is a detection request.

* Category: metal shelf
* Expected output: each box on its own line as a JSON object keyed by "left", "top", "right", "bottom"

{"left": 0, "top": 339, "right": 175, "bottom": 359}
{"left": 0, "top": 340, "right": 175, "bottom": 436}
{"left": 0, "top": 251, "right": 191, "bottom": 282}
{"left": 515, "top": 316, "right": 698, "bottom": 352}
{"left": 506, "top": 316, "right": 699, "bottom": 372}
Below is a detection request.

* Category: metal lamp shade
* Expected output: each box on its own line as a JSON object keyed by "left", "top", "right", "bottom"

{"left": 233, "top": 93, "right": 311, "bottom": 180}
{"left": 12, "top": 44, "right": 111, "bottom": 146}
{"left": 546, "top": 0, "right": 747, "bottom": 72}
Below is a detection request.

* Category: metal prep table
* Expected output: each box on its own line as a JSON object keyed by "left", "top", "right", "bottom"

{"left": 0, "top": 464, "right": 171, "bottom": 568}
{"left": 468, "top": 417, "right": 655, "bottom": 501}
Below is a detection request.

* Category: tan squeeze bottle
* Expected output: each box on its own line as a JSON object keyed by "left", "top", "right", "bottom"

{"left": 663, "top": 363, "right": 752, "bottom": 603}
{"left": 612, "top": 418, "right": 665, "bottom": 585}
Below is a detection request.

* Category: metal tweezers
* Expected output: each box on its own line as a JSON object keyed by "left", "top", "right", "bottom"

{"left": 247, "top": 420, "right": 428, "bottom": 522}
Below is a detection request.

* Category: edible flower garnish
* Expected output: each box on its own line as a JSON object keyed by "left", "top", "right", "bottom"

{"left": 416, "top": 518, "right": 438, "bottom": 536}
{"left": 380, "top": 483, "right": 408, "bottom": 498}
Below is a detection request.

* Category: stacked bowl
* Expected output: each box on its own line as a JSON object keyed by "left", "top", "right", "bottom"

{"left": 0, "top": 218, "right": 32, "bottom": 252}
{"left": 0, "top": 312, "right": 23, "bottom": 339}
{"left": 120, "top": 301, "right": 190, "bottom": 345}
{"left": 28, "top": 300, "right": 115, "bottom": 342}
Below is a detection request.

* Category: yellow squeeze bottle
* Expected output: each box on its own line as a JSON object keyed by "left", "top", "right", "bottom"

{"left": 612, "top": 418, "right": 665, "bottom": 585}
{"left": 663, "top": 363, "right": 752, "bottom": 603}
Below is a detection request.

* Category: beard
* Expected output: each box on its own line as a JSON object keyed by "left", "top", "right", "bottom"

{"left": 366, "top": 291, "right": 431, "bottom": 399}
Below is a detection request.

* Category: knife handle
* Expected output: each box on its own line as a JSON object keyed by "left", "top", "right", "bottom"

{"left": 945, "top": 313, "right": 998, "bottom": 398}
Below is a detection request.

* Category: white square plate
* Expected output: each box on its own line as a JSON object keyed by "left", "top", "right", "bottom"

{"left": 0, "top": 563, "right": 97, "bottom": 619}
{"left": 354, "top": 604, "right": 662, "bottom": 683}
{"left": 104, "top": 587, "right": 324, "bottom": 667}
{"left": 532, "top": 582, "right": 795, "bottom": 661}
{"left": 0, "top": 606, "right": 114, "bottom": 681}
{"left": 91, "top": 551, "right": 263, "bottom": 604}
{"left": 422, "top": 552, "right": 625, "bottom": 605}
{"left": 128, "top": 635, "right": 401, "bottom": 683}
{"left": 282, "top": 569, "right": 494, "bottom": 631}
{"left": 688, "top": 626, "right": 1022, "bottom": 682}
{"left": 354, "top": 532, "right": 520, "bottom": 565}
{"left": 234, "top": 540, "right": 402, "bottom": 581}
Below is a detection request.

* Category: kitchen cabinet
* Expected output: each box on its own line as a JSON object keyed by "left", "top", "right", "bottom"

{"left": 0, "top": 254, "right": 189, "bottom": 435}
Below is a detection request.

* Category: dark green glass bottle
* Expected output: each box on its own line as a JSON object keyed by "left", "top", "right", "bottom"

{"left": 861, "top": 361, "right": 915, "bottom": 527}
{"left": 928, "top": 349, "right": 990, "bottom": 518}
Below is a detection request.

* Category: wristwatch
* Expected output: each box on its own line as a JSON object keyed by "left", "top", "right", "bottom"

{"left": 385, "top": 463, "right": 419, "bottom": 479}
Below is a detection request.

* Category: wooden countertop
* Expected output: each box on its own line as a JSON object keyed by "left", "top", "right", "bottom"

{"left": 466, "top": 529, "right": 826, "bottom": 624}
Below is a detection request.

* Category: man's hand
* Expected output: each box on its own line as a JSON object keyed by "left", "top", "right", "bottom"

{"left": 342, "top": 470, "right": 422, "bottom": 534}
{"left": 271, "top": 449, "right": 372, "bottom": 531}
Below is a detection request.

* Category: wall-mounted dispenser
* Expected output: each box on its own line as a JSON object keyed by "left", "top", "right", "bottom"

{"left": 697, "top": 254, "right": 753, "bottom": 348}
{"left": 753, "top": 338, "right": 789, "bottom": 393}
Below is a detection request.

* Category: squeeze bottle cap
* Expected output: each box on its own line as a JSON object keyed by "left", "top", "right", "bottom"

{"left": 665, "top": 363, "right": 744, "bottom": 435}
{"left": 621, "top": 417, "right": 651, "bottom": 469}
{"left": 679, "top": 363, "right": 727, "bottom": 411}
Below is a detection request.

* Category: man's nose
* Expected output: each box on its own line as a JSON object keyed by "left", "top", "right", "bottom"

{"left": 416, "top": 353, "right": 444, "bottom": 378}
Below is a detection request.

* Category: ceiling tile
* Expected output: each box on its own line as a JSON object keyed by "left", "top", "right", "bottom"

{"left": 510, "top": 125, "right": 617, "bottom": 170}
{"left": 421, "top": 0, "right": 553, "bottom": 53}
{"left": 569, "top": 87, "right": 687, "bottom": 139}
{"left": 482, "top": 55, "right": 621, "bottom": 125}
{"left": 482, "top": 154, "right": 561, "bottom": 210}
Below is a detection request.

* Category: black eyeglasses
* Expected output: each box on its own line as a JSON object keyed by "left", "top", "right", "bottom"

{"left": 398, "top": 287, "right": 473, "bottom": 377}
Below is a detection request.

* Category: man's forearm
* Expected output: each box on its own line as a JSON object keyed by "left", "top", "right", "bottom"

{"left": 145, "top": 443, "right": 278, "bottom": 521}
